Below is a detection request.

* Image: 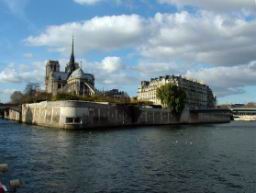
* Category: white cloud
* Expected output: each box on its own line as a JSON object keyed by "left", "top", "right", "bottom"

{"left": 134, "top": 61, "right": 186, "bottom": 78}
{"left": 185, "top": 61, "right": 256, "bottom": 96}
{"left": 26, "top": 12, "right": 256, "bottom": 67}
{"left": 24, "top": 12, "right": 256, "bottom": 98}
{"left": 84, "top": 56, "right": 137, "bottom": 86}
{"left": 73, "top": 0, "right": 101, "bottom": 5}
{"left": 141, "top": 11, "right": 256, "bottom": 66}
{"left": 0, "top": 67, "right": 20, "bottom": 83}
{"left": 157, "top": 0, "right": 255, "bottom": 13}
{"left": 101, "top": 57, "right": 123, "bottom": 73}
{"left": 0, "top": 62, "right": 45, "bottom": 84}
{"left": 26, "top": 14, "right": 144, "bottom": 54}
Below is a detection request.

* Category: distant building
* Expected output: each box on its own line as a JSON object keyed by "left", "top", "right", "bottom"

{"left": 137, "top": 75, "right": 216, "bottom": 110}
{"left": 45, "top": 38, "right": 96, "bottom": 96}
{"left": 103, "top": 89, "right": 130, "bottom": 100}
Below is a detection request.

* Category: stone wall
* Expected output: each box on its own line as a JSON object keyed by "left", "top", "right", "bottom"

{"left": 21, "top": 101, "right": 231, "bottom": 129}
{"left": 4, "top": 108, "right": 21, "bottom": 122}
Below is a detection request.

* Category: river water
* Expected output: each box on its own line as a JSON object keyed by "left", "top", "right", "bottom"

{"left": 0, "top": 119, "right": 255, "bottom": 193}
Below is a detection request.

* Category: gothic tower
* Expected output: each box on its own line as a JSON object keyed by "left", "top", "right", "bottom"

{"left": 45, "top": 60, "right": 60, "bottom": 93}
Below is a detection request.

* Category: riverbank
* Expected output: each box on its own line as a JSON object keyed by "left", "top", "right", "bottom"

{"left": 3, "top": 101, "right": 231, "bottom": 129}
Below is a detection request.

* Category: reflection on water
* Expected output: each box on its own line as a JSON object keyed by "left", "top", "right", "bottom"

{"left": 0, "top": 120, "right": 255, "bottom": 193}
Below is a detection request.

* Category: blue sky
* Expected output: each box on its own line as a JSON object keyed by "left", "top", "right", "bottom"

{"left": 0, "top": 0, "right": 256, "bottom": 104}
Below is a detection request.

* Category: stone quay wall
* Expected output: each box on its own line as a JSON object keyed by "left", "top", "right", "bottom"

{"left": 4, "top": 108, "right": 21, "bottom": 122}
{"left": 15, "top": 101, "right": 231, "bottom": 129}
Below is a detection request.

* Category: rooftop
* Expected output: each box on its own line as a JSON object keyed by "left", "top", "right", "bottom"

{"left": 68, "top": 68, "right": 85, "bottom": 80}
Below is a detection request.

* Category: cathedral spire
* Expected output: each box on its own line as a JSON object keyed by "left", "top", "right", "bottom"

{"left": 70, "top": 35, "right": 75, "bottom": 65}
{"left": 65, "top": 36, "right": 79, "bottom": 75}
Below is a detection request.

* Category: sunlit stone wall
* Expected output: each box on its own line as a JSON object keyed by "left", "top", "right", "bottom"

{"left": 19, "top": 101, "right": 231, "bottom": 129}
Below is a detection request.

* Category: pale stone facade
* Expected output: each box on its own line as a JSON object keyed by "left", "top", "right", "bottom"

{"left": 138, "top": 75, "right": 216, "bottom": 110}
{"left": 45, "top": 39, "right": 96, "bottom": 96}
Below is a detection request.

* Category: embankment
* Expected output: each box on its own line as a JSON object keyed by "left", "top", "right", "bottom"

{"left": 4, "top": 101, "right": 231, "bottom": 129}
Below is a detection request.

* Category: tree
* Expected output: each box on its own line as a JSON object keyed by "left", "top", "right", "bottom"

{"left": 10, "top": 91, "right": 24, "bottom": 104}
{"left": 24, "top": 82, "right": 40, "bottom": 96}
{"left": 21, "top": 82, "right": 42, "bottom": 103}
{"left": 10, "top": 83, "right": 46, "bottom": 104}
{"left": 157, "top": 83, "right": 187, "bottom": 115}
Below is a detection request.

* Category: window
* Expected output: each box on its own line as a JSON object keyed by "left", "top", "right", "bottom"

{"left": 66, "top": 117, "right": 73, "bottom": 123}
{"left": 58, "top": 84, "right": 61, "bottom": 89}
{"left": 65, "top": 117, "right": 82, "bottom": 124}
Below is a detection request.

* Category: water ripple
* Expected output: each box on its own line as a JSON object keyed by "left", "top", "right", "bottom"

{"left": 0, "top": 120, "right": 255, "bottom": 193}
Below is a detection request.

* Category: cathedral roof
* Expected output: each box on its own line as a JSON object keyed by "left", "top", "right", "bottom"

{"left": 68, "top": 68, "right": 86, "bottom": 80}
{"left": 53, "top": 72, "right": 68, "bottom": 81}
{"left": 68, "top": 68, "right": 95, "bottom": 81}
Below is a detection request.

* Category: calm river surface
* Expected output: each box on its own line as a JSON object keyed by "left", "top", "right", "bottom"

{"left": 0, "top": 119, "right": 255, "bottom": 193}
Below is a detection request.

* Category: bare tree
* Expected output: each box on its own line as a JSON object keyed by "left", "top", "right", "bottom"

{"left": 24, "top": 82, "right": 40, "bottom": 96}
{"left": 10, "top": 91, "right": 24, "bottom": 104}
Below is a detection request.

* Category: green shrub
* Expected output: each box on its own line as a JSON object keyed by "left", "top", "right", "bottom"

{"left": 53, "top": 93, "right": 131, "bottom": 104}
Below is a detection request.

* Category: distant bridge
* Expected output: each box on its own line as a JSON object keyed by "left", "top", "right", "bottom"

{"left": 231, "top": 108, "right": 256, "bottom": 121}
{"left": 231, "top": 108, "right": 256, "bottom": 116}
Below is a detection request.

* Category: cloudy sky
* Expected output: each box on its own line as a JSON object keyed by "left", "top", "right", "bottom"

{"left": 0, "top": 0, "right": 256, "bottom": 103}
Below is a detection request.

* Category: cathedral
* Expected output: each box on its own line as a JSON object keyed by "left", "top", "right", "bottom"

{"left": 45, "top": 38, "right": 96, "bottom": 96}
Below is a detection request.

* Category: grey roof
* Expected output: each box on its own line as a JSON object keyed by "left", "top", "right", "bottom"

{"left": 68, "top": 68, "right": 94, "bottom": 81}
{"left": 69, "top": 68, "right": 84, "bottom": 80}
{"left": 53, "top": 72, "right": 68, "bottom": 81}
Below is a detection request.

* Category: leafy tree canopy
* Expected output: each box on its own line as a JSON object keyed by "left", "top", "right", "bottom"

{"left": 156, "top": 83, "right": 187, "bottom": 115}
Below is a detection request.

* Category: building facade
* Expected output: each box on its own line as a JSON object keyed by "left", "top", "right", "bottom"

{"left": 138, "top": 75, "right": 216, "bottom": 110}
{"left": 45, "top": 39, "right": 96, "bottom": 96}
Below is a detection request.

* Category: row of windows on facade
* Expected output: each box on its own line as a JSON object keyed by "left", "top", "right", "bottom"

{"left": 138, "top": 94, "right": 209, "bottom": 102}
{"left": 139, "top": 85, "right": 209, "bottom": 93}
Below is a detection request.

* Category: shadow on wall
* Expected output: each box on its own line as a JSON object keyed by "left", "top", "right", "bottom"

{"left": 25, "top": 107, "right": 33, "bottom": 124}
{"left": 117, "top": 105, "right": 142, "bottom": 123}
